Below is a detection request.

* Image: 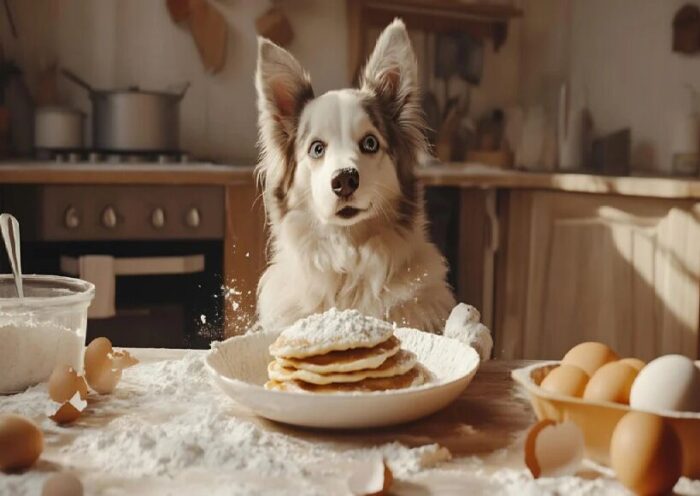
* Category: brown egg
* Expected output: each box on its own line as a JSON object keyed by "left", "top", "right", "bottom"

{"left": 619, "top": 357, "right": 645, "bottom": 372}
{"left": 0, "top": 414, "right": 44, "bottom": 472}
{"left": 610, "top": 412, "right": 682, "bottom": 495}
{"left": 42, "top": 472, "right": 84, "bottom": 496}
{"left": 561, "top": 342, "right": 619, "bottom": 376}
{"left": 540, "top": 365, "right": 589, "bottom": 397}
{"left": 48, "top": 365, "right": 88, "bottom": 404}
{"left": 583, "top": 361, "right": 639, "bottom": 404}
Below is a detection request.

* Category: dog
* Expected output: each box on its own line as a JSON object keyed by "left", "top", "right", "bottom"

{"left": 254, "top": 19, "right": 492, "bottom": 359}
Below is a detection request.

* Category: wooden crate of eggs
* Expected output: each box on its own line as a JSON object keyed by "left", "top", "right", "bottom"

{"left": 512, "top": 342, "right": 700, "bottom": 495}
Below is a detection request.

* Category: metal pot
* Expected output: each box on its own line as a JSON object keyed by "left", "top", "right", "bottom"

{"left": 34, "top": 106, "right": 85, "bottom": 150}
{"left": 62, "top": 69, "right": 188, "bottom": 152}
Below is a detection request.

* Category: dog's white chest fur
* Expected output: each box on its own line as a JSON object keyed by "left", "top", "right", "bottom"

{"left": 257, "top": 211, "right": 454, "bottom": 333}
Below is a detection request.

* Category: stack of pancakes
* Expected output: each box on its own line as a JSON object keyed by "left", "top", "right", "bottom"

{"left": 264, "top": 308, "right": 425, "bottom": 393}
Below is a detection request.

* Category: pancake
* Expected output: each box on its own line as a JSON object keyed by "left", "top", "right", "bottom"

{"left": 269, "top": 308, "right": 394, "bottom": 359}
{"left": 265, "top": 366, "right": 426, "bottom": 393}
{"left": 276, "top": 336, "right": 401, "bottom": 374}
{"left": 268, "top": 349, "right": 417, "bottom": 385}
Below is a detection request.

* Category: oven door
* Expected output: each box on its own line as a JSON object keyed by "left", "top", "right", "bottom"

{"left": 59, "top": 252, "right": 218, "bottom": 349}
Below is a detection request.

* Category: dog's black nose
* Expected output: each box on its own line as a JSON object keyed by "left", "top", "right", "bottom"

{"left": 331, "top": 168, "right": 360, "bottom": 198}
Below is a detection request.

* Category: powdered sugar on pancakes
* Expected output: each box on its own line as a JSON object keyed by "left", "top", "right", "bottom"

{"left": 269, "top": 308, "right": 394, "bottom": 358}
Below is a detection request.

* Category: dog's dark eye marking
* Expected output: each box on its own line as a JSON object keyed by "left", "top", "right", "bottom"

{"left": 359, "top": 134, "right": 380, "bottom": 154}
{"left": 308, "top": 140, "right": 326, "bottom": 159}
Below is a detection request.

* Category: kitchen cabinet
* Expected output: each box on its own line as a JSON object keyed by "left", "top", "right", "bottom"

{"left": 496, "top": 191, "right": 700, "bottom": 361}
{"left": 421, "top": 166, "right": 700, "bottom": 361}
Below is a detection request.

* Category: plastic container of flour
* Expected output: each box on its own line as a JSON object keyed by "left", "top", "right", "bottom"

{"left": 0, "top": 274, "right": 95, "bottom": 394}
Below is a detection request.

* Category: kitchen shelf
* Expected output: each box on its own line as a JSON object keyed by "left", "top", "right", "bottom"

{"left": 347, "top": 0, "right": 522, "bottom": 80}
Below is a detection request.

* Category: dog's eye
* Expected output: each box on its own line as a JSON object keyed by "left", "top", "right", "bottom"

{"left": 360, "top": 134, "right": 379, "bottom": 154}
{"left": 308, "top": 141, "right": 325, "bottom": 159}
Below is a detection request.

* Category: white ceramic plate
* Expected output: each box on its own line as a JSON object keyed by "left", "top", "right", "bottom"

{"left": 205, "top": 328, "right": 480, "bottom": 429}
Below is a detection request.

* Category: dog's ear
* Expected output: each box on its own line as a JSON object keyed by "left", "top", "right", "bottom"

{"left": 255, "top": 38, "right": 314, "bottom": 153}
{"left": 360, "top": 19, "right": 419, "bottom": 118}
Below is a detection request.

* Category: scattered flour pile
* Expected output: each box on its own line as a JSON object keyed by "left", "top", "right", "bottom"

{"left": 0, "top": 319, "right": 83, "bottom": 393}
{"left": 0, "top": 352, "right": 450, "bottom": 495}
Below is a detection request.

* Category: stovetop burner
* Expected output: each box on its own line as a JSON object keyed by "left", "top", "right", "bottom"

{"left": 35, "top": 148, "right": 191, "bottom": 164}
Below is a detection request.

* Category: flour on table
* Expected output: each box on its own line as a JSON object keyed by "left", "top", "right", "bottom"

{"left": 0, "top": 352, "right": 450, "bottom": 496}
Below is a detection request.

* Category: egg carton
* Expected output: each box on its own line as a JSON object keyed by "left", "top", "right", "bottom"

{"left": 512, "top": 361, "right": 700, "bottom": 479}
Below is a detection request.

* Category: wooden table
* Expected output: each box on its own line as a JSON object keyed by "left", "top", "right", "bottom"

{"left": 5, "top": 349, "right": 684, "bottom": 494}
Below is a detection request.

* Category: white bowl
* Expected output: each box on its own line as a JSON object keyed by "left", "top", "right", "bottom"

{"left": 205, "top": 327, "right": 480, "bottom": 429}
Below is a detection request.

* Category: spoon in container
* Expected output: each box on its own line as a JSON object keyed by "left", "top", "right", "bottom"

{"left": 0, "top": 213, "right": 24, "bottom": 297}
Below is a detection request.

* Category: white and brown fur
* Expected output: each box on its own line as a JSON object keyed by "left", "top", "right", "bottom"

{"left": 254, "top": 20, "right": 458, "bottom": 336}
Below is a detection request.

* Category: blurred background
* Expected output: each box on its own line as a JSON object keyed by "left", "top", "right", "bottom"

{"left": 0, "top": 0, "right": 699, "bottom": 360}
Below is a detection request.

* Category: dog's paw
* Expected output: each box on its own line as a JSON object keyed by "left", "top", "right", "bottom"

{"left": 443, "top": 303, "right": 493, "bottom": 361}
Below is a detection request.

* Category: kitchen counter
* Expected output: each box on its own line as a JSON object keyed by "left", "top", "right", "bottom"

{"left": 0, "top": 162, "right": 256, "bottom": 185}
{"left": 3, "top": 161, "right": 700, "bottom": 199}
{"left": 417, "top": 164, "right": 700, "bottom": 199}
{"left": 0, "top": 349, "right": 662, "bottom": 495}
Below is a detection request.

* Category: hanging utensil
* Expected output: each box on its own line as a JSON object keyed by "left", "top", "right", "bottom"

{"left": 188, "top": 0, "right": 228, "bottom": 73}
{"left": 0, "top": 213, "right": 23, "bottom": 298}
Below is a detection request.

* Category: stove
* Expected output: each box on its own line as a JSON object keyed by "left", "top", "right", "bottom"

{"left": 1, "top": 161, "right": 227, "bottom": 349}
{"left": 34, "top": 148, "right": 191, "bottom": 165}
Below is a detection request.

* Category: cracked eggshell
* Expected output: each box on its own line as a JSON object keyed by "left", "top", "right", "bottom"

{"left": 48, "top": 365, "right": 88, "bottom": 404}
{"left": 524, "top": 419, "right": 584, "bottom": 479}
{"left": 84, "top": 337, "right": 113, "bottom": 376}
{"left": 0, "top": 414, "right": 44, "bottom": 472}
{"left": 347, "top": 456, "right": 393, "bottom": 496}
{"left": 87, "top": 366, "right": 122, "bottom": 395}
{"left": 84, "top": 337, "right": 136, "bottom": 394}
{"left": 111, "top": 349, "right": 139, "bottom": 370}
{"left": 49, "top": 392, "right": 88, "bottom": 425}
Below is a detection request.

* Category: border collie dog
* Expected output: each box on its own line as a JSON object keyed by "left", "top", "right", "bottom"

{"left": 254, "top": 19, "right": 492, "bottom": 358}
